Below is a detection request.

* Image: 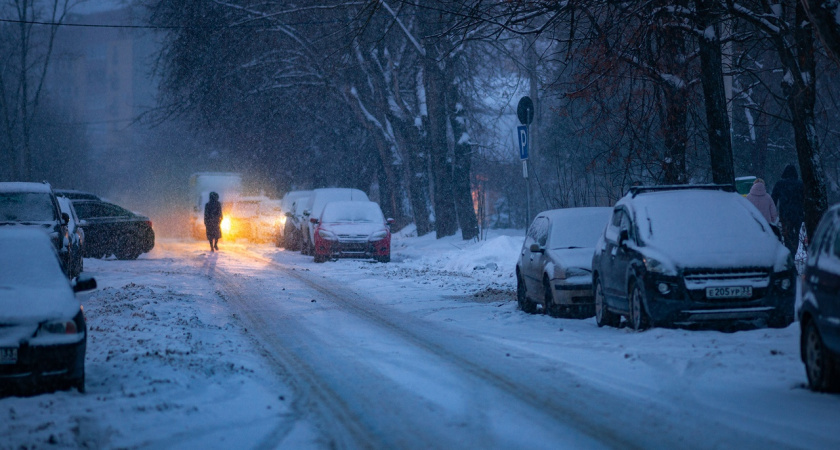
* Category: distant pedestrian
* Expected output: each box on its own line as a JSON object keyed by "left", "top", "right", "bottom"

{"left": 204, "top": 192, "right": 223, "bottom": 252}
{"left": 772, "top": 164, "right": 804, "bottom": 256}
{"left": 746, "top": 178, "right": 778, "bottom": 224}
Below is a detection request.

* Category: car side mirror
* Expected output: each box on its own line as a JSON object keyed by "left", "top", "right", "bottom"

{"left": 72, "top": 274, "right": 97, "bottom": 293}
{"left": 310, "top": 217, "right": 319, "bottom": 224}
{"left": 303, "top": 210, "right": 310, "bottom": 216}
{"left": 529, "top": 243, "right": 544, "bottom": 253}
{"left": 285, "top": 211, "right": 293, "bottom": 217}
{"left": 61, "top": 212, "right": 70, "bottom": 225}
{"left": 618, "top": 229, "right": 629, "bottom": 247}
{"left": 387, "top": 218, "right": 395, "bottom": 225}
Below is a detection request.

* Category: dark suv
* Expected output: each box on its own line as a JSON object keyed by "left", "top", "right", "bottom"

{"left": 591, "top": 185, "right": 796, "bottom": 330}
{"left": 798, "top": 203, "right": 840, "bottom": 392}
{"left": 0, "top": 182, "right": 72, "bottom": 277}
{"left": 71, "top": 200, "right": 155, "bottom": 260}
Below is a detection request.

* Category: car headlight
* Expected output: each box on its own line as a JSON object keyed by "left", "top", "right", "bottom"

{"left": 553, "top": 266, "right": 588, "bottom": 280}
{"left": 280, "top": 216, "right": 287, "bottom": 225}
{"left": 644, "top": 256, "right": 675, "bottom": 276}
{"left": 318, "top": 229, "right": 337, "bottom": 240}
{"left": 38, "top": 320, "right": 78, "bottom": 336}
{"left": 369, "top": 230, "right": 388, "bottom": 241}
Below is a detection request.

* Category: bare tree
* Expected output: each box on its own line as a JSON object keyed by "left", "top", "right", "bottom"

{"left": 0, "top": 0, "right": 72, "bottom": 181}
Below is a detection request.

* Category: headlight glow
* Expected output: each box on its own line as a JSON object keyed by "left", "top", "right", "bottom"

{"left": 221, "top": 217, "right": 232, "bottom": 234}
{"left": 644, "top": 257, "right": 675, "bottom": 275}
{"left": 39, "top": 320, "right": 78, "bottom": 335}
{"left": 369, "top": 230, "right": 388, "bottom": 241}
{"left": 319, "top": 229, "right": 337, "bottom": 240}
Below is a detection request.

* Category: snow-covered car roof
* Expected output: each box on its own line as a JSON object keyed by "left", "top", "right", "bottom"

{"left": 306, "top": 188, "right": 369, "bottom": 217}
{"left": 0, "top": 228, "right": 78, "bottom": 324}
{"left": 281, "top": 190, "right": 313, "bottom": 211}
{"left": 321, "top": 201, "right": 385, "bottom": 223}
{"left": 0, "top": 181, "right": 53, "bottom": 193}
{"left": 541, "top": 207, "right": 612, "bottom": 249}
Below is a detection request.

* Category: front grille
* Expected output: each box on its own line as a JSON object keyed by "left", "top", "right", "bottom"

{"left": 683, "top": 267, "right": 771, "bottom": 281}
{"left": 682, "top": 266, "right": 772, "bottom": 303}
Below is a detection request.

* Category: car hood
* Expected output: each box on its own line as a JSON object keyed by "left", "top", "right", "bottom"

{"left": 639, "top": 234, "right": 788, "bottom": 272}
{"left": 547, "top": 247, "right": 595, "bottom": 271}
{"left": 323, "top": 222, "right": 386, "bottom": 236}
{"left": 0, "top": 285, "right": 79, "bottom": 325}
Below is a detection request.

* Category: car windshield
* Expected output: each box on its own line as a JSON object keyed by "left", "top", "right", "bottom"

{"left": 321, "top": 202, "right": 384, "bottom": 223}
{"left": 634, "top": 191, "right": 767, "bottom": 246}
{"left": 548, "top": 209, "right": 612, "bottom": 249}
{"left": 0, "top": 192, "right": 56, "bottom": 222}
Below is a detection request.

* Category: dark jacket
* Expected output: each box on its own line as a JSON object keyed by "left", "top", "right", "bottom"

{"left": 771, "top": 164, "right": 804, "bottom": 225}
{"left": 204, "top": 196, "right": 223, "bottom": 240}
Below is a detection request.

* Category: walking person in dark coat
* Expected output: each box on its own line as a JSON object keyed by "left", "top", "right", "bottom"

{"left": 204, "top": 192, "right": 223, "bottom": 252}
{"left": 772, "top": 164, "right": 804, "bottom": 256}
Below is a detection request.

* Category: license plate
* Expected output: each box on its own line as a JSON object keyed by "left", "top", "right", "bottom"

{"left": 706, "top": 286, "right": 753, "bottom": 299}
{"left": 0, "top": 347, "right": 17, "bottom": 364}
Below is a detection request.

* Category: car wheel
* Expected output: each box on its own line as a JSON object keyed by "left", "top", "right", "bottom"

{"left": 543, "top": 278, "right": 559, "bottom": 317}
{"left": 517, "top": 274, "right": 537, "bottom": 314}
{"left": 629, "top": 280, "right": 650, "bottom": 331}
{"left": 376, "top": 254, "right": 390, "bottom": 263}
{"left": 803, "top": 320, "right": 840, "bottom": 392}
{"left": 314, "top": 254, "right": 327, "bottom": 263}
{"left": 594, "top": 279, "right": 619, "bottom": 327}
{"left": 115, "top": 236, "right": 141, "bottom": 260}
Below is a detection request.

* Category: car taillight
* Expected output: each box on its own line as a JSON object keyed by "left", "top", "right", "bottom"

{"left": 147, "top": 220, "right": 153, "bottom": 228}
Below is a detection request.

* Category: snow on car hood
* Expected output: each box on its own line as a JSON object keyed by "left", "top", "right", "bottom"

{"left": 323, "top": 222, "right": 386, "bottom": 236}
{"left": 0, "top": 228, "right": 81, "bottom": 326}
{"left": 0, "top": 285, "right": 79, "bottom": 325}
{"left": 547, "top": 247, "right": 595, "bottom": 271}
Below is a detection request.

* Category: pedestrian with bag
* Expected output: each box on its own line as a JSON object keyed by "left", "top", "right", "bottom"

{"left": 204, "top": 191, "right": 223, "bottom": 252}
{"left": 772, "top": 164, "right": 804, "bottom": 256}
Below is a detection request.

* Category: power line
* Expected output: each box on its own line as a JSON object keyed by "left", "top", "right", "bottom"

{"left": 0, "top": 17, "right": 345, "bottom": 29}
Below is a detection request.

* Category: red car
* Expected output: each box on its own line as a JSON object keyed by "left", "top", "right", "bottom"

{"left": 312, "top": 201, "right": 392, "bottom": 263}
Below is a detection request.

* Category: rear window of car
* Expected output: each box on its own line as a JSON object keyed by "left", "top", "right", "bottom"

{"left": 0, "top": 192, "right": 57, "bottom": 222}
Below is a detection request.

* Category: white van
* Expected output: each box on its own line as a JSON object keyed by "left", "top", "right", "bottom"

{"left": 300, "top": 188, "right": 369, "bottom": 254}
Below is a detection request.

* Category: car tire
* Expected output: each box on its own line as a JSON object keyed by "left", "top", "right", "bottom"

{"left": 629, "top": 280, "right": 651, "bottom": 331}
{"left": 543, "top": 278, "right": 559, "bottom": 317}
{"left": 314, "top": 254, "right": 327, "bottom": 263}
{"left": 376, "top": 254, "right": 390, "bottom": 263}
{"left": 517, "top": 274, "right": 537, "bottom": 314}
{"left": 594, "top": 279, "right": 619, "bottom": 327}
{"left": 115, "top": 236, "right": 141, "bottom": 260}
{"left": 803, "top": 320, "right": 840, "bottom": 392}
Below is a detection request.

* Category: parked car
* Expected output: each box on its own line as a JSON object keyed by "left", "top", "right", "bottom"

{"left": 71, "top": 200, "right": 155, "bottom": 260}
{"left": 277, "top": 190, "right": 313, "bottom": 248}
{"left": 57, "top": 196, "right": 85, "bottom": 278}
{"left": 312, "top": 201, "right": 392, "bottom": 263}
{"left": 283, "top": 192, "right": 313, "bottom": 251}
{"left": 0, "top": 228, "right": 97, "bottom": 394}
{"left": 54, "top": 189, "right": 101, "bottom": 201}
{"left": 591, "top": 185, "right": 796, "bottom": 330}
{"left": 516, "top": 207, "right": 612, "bottom": 317}
{"left": 0, "top": 182, "right": 72, "bottom": 277}
{"left": 798, "top": 203, "right": 840, "bottom": 392}
{"left": 301, "top": 188, "right": 369, "bottom": 255}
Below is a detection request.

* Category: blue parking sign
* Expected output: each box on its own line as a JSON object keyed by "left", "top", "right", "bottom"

{"left": 517, "top": 125, "right": 528, "bottom": 160}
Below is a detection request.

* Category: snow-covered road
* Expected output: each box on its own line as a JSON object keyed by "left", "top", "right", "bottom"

{"left": 3, "top": 234, "right": 839, "bottom": 449}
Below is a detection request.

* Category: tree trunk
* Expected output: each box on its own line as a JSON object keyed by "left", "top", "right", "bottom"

{"left": 695, "top": 0, "right": 734, "bottom": 185}
{"left": 661, "top": 85, "right": 688, "bottom": 184}
{"left": 392, "top": 116, "right": 433, "bottom": 235}
{"left": 422, "top": 45, "right": 458, "bottom": 238}
{"left": 448, "top": 84, "right": 479, "bottom": 240}
{"left": 790, "top": 2, "right": 828, "bottom": 240}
